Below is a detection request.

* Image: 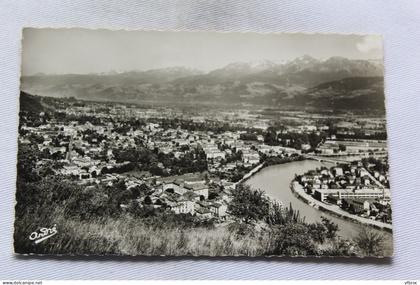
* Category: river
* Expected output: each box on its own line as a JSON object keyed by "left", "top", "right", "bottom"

{"left": 245, "top": 160, "right": 393, "bottom": 252}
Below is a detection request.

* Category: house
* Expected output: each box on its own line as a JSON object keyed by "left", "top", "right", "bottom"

{"left": 184, "top": 177, "right": 206, "bottom": 185}
{"left": 334, "top": 167, "right": 343, "bottom": 176}
{"left": 358, "top": 168, "right": 369, "bottom": 177}
{"left": 183, "top": 191, "right": 200, "bottom": 202}
{"left": 162, "top": 176, "right": 209, "bottom": 199}
{"left": 206, "top": 151, "right": 226, "bottom": 160}
{"left": 163, "top": 180, "right": 188, "bottom": 195}
{"left": 172, "top": 198, "right": 195, "bottom": 215}
{"left": 362, "top": 176, "right": 371, "bottom": 185}
{"left": 345, "top": 199, "right": 370, "bottom": 215}
{"left": 219, "top": 190, "right": 231, "bottom": 202}
{"left": 221, "top": 181, "right": 235, "bottom": 191}
{"left": 242, "top": 151, "right": 260, "bottom": 165}
{"left": 162, "top": 193, "right": 181, "bottom": 208}
{"left": 301, "top": 144, "right": 311, "bottom": 151}
{"left": 208, "top": 202, "right": 228, "bottom": 218}
{"left": 326, "top": 195, "right": 342, "bottom": 206}
{"left": 186, "top": 183, "right": 209, "bottom": 199}
{"left": 61, "top": 164, "right": 81, "bottom": 177}
{"left": 379, "top": 175, "right": 386, "bottom": 182}
{"left": 195, "top": 206, "right": 212, "bottom": 219}
{"left": 314, "top": 187, "right": 389, "bottom": 202}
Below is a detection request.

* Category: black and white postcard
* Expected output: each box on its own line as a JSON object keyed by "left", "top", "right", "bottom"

{"left": 15, "top": 28, "right": 392, "bottom": 257}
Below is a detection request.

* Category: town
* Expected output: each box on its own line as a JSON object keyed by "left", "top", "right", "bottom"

{"left": 296, "top": 158, "right": 392, "bottom": 225}
{"left": 18, "top": 93, "right": 390, "bottom": 224}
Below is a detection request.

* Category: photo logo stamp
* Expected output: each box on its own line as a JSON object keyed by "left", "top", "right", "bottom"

{"left": 29, "top": 224, "right": 57, "bottom": 244}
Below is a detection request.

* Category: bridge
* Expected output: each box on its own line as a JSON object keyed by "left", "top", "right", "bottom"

{"left": 304, "top": 152, "right": 388, "bottom": 165}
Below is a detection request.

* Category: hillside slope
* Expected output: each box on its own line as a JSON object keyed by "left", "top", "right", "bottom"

{"left": 19, "top": 91, "right": 45, "bottom": 114}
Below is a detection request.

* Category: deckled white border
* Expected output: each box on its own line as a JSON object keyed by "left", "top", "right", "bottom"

{"left": 1, "top": 0, "right": 420, "bottom": 280}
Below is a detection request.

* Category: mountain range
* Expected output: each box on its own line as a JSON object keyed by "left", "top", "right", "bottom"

{"left": 21, "top": 55, "right": 385, "bottom": 111}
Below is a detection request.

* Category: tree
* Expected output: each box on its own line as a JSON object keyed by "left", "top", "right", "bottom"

{"left": 240, "top": 133, "right": 258, "bottom": 141}
{"left": 355, "top": 227, "right": 385, "bottom": 256}
{"left": 266, "top": 202, "right": 302, "bottom": 225}
{"left": 341, "top": 199, "right": 350, "bottom": 210}
{"left": 130, "top": 183, "right": 150, "bottom": 199}
{"left": 338, "top": 144, "right": 347, "bottom": 152}
{"left": 268, "top": 223, "right": 317, "bottom": 256}
{"left": 308, "top": 132, "right": 325, "bottom": 149}
{"left": 321, "top": 217, "right": 339, "bottom": 239}
{"left": 16, "top": 143, "right": 41, "bottom": 183}
{"left": 308, "top": 222, "right": 327, "bottom": 244}
{"left": 326, "top": 119, "right": 337, "bottom": 137}
{"left": 264, "top": 127, "right": 278, "bottom": 146}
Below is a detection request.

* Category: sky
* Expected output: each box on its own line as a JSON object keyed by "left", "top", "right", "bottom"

{"left": 21, "top": 28, "right": 383, "bottom": 76}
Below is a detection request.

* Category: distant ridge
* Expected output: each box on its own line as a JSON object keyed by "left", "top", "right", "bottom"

{"left": 21, "top": 56, "right": 384, "bottom": 112}
{"left": 296, "top": 77, "right": 385, "bottom": 111}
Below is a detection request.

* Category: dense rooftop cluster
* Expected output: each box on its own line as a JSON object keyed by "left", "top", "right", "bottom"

{"left": 296, "top": 158, "right": 391, "bottom": 224}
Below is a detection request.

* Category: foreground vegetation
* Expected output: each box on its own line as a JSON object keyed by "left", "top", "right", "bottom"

{"left": 14, "top": 136, "right": 391, "bottom": 256}
{"left": 14, "top": 169, "right": 390, "bottom": 256}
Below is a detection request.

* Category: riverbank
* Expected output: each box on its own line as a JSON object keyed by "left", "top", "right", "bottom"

{"left": 235, "top": 162, "right": 266, "bottom": 185}
{"left": 290, "top": 181, "right": 393, "bottom": 233}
